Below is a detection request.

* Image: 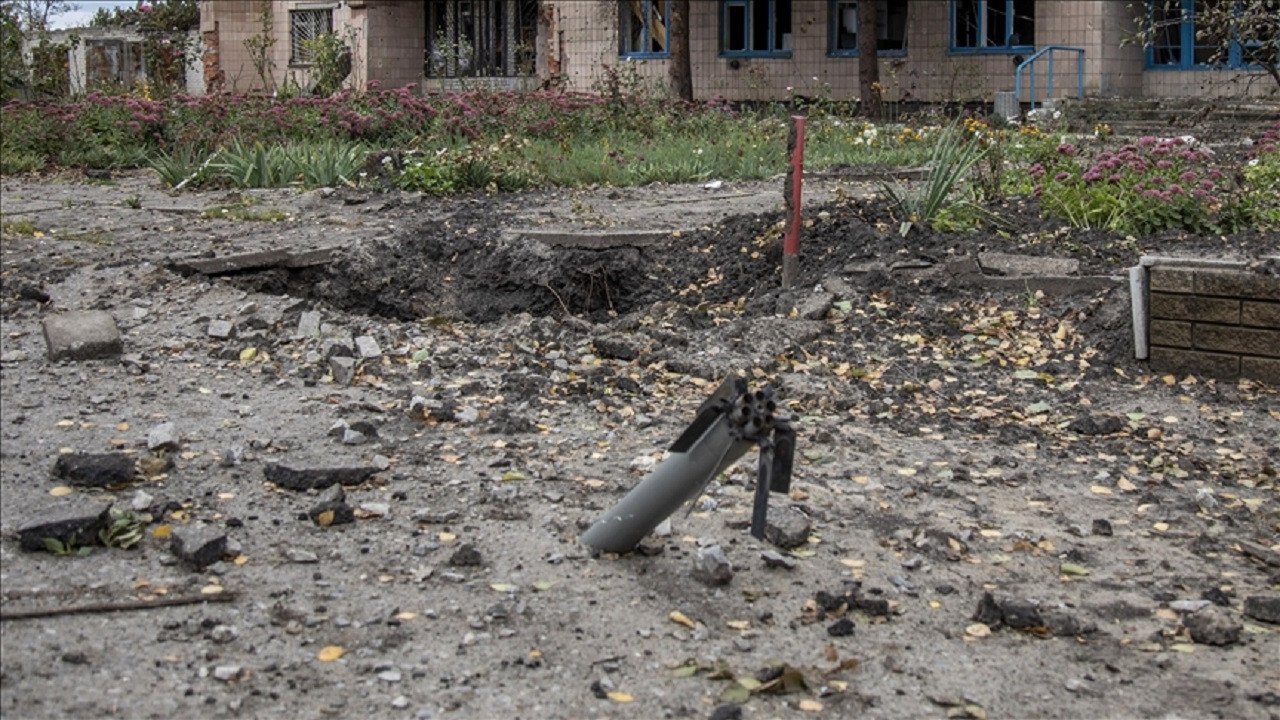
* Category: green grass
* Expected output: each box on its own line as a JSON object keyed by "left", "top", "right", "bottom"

{"left": 1, "top": 217, "right": 39, "bottom": 236}
{"left": 200, "top": 204, "right": 288, "bottom": 222}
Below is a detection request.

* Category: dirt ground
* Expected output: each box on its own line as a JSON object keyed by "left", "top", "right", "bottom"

{"left": 1, "top": 170, "right": 1278, "bottom": 720}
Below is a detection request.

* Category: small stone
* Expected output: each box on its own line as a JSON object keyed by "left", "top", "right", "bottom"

{"left": 390, "top": 696, "right": 410, "bottom": 709}
{"left": 1042, "top": 609, "right": 1096, "bottom": 637}
{"left": 359, "top": 502, "right": 390, "bottom": 517}
{"left": 330, "top": 356, "right": 357, "bottom": 385}
{"left": 826, "top": 617, "right": 855, "bottom": 637}
{"left": 60, "top": 651, "right": 89, "bottom": 665}
{"left": 998, "top": 598, "right": 1043, "bottom": 629}
{"left": 212, "top": 665, "right": 242, "bottom": 682}
{"left": 209, "top": 625, "right": 238, "bottom": 643}
{"left": 355, "top": 336, "right": 382, "bottom": 359}
{"left": 1091, "top": 518, "right": 1113, "bottom": 536}
{"left": 378, "top": 670, "right": 402, "bottom": 683}
{"left": 170, "top": 527, "right": 228, "bottom": 570}
{"left": 760, "top": 550, "right": 798, "bottom": 570}
{"left": 1169, "top": 600, "right": 1212, "bottom": 613}
{"left": 901, "top": 554, "right": 924, "bottom": 570}
{"left": 51, "top": 452, "right": 135, "bottom": 488}
{"left": 341, "top": 428, "right": 368, "bottom": 446}
{"left": 220, "top": 447, "right": 243, "bottom": 467}
{"left": 42, "top": 311, "right": 122, "bottom": 361}
{"left": 408, "top": 395, "right": 428, "bottom": 417}
{"left": 1067, "top": 414, "right": 1124, "bottom": 436}
{"left": 710, "top": 704, "right": 743, "bottom": 720}
{"left": 652, "top": 519, "right": 673, "bottom": 538}
{"left": 147, "top": 422, "right": 179, "bottom": 452}
{"left": 972, "top": 592, "right": 1004, "bottom": 626}
{"left": 1184, "top": 606, "right": 1242, "bottom": 646}
{"left": 449, "top": 544, "right": 483, "bottom": 567}
{"left": 295, "top": 311, "right": 322, "bottom": 339}
{"left": 207, "top": 320, "right": 234, "bottom": 339}
{"left": 328, "top": 420, "right": 349, "bottom": 437}
{"left": 130, "top": 490, "right": 154, "bottom": 512}
{"left": 309, "top": 487, "right": 355, "bottom": 526}
{"left": 1242, "top": 595, "right": 1280, "bottom": 624}
{"left": 285, "top": 549, "right": 319, "bottom": 563}
{"left": 764, "top": 506, "right": 811, "bottom": 549}
{"left": 455, "top": 406, "right": 479, "bottom": 425}
{"left": 691, "top": 544, "right": 734, "bottom": 586}
{"left": 372, "top": 454, "right": 392, "bottom": 471}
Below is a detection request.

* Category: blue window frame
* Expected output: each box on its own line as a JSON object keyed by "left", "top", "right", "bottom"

{"left": 1145, "top": 0, "right": 1270, "bottom": 70}
{"left": 950, "top": 0, "right": 1034, "bottom": 54}
{"left": 721, "top": 0, "right": 793, "bottom": 58}
{"left": 620, "top": 0, "right": 671, "bottom": 58}
{"left": 829, "top": 0, "right": 909, "bottom": 57}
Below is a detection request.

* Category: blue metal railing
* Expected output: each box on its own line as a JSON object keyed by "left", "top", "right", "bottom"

{"left": 1014, "top": 45, "right": 1085, "bottom": 110}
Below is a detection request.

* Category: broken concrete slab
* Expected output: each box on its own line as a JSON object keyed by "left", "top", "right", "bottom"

{"left": 970, "top": 275, "right": 1122, "bottom": 295}
{"left": 51, "top": 452, "right": 135, "bottom": 488}
{"left": 793, "top": 292, "right": 835, "bottom": 321}
{"left": 263, "top": 463, "right": 379, "bottom": 491}
{"left": 329, "top": 356, "right": 357, "bottom": 385}
{"left": 354, "top": 336, "right": 381, "bottom": 359}
{"left": 16, "top": 503, "right": 111, "bottom": 551}
{"left": 294, "top": 310, "right": 322, "bottom": 339}
{"left": 978, "top": 252, "right": 1081, "bottom": 277}
{"left": 207, "top": 319, "right": 234, "bottom": 339}
{"left": 42, "top": 311, "right": 122, "bottom": 361}
{"left": 170, "top": 247, "right": 339, "bottom": 276}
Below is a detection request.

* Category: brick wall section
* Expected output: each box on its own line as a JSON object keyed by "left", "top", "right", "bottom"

{"left": 1148, "top": 267, "right": 1280, "bottom": 384}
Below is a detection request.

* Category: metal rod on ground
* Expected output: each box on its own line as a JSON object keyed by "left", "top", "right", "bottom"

{"left": 782, "top": 115, "right": 807, "bottom": 289}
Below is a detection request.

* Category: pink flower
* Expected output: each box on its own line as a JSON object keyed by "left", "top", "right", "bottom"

{"left": 1057, "top": 143, "right": 1077, "bottom": 156}
{"left": 1157, "top": 160, "right": 1173, "bottom": 169}
{"left": 1137, "top": 136, "right": 1157, "bottom": 146}
{"left": 1054, "top": 171, "right": 1071, "bottom": 182}
{"left": 1168, "top": 184, "right": 1184, "bottom": 195}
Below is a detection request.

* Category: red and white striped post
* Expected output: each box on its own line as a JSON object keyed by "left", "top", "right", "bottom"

{"left": 782, "top": 115, "right": 806, "bottom": 289}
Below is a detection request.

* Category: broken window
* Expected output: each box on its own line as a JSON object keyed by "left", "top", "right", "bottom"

{"left": 620, "top": 0, "right": 671, "bottom": 57}
{"left": 830, "top": 0, "right": 909, "bottom": 56}
{"left": 721, "top": 0, "right": 792, "bottom": 56}
{"left": 425, "top": 0, "right": 538, "bottom": 78}
{"left": 951, "top": 0, "right": 1033, "bottom": 52}
{"left": 85, "top": 39, "right": 146, "bottom": 89}
{"left": 290, "top": 8, "right": 334, "bottom": 65}
{"left": 1146, "top": 0, "right": 1274, "bottom": 69}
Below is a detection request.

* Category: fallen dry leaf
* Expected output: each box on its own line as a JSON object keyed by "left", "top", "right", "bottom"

{"left": 316, "top": 645, "right": 345, "bottom": 662}
{"left": 669, "top": 610, "right": 696, "bottom": 629}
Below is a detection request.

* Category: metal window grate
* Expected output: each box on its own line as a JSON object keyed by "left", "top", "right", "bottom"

{"left": 425, "top": 0, "right": 538, "bottom": 78}
{"left": 291, "top": 8, "right": 334, "bottom": 64}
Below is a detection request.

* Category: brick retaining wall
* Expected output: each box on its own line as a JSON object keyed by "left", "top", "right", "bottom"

{"left": 1146, "top": 265, "right": 1280, "bottom": 383}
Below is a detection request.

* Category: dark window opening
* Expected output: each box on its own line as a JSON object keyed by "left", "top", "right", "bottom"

{"left": 620, "top": 0, "right": 671, "bottom": 56}
{"left": 425, "top": 0, "right": 537, "bottom": 78}
{"left": 832, "top": 0, "right": 909, "bottom": 54}
{"left": 721, "top": 0, "right": 791, "bottom": 55}
{"left": 952, "top": 0, "right": 1032, "bottom": 51}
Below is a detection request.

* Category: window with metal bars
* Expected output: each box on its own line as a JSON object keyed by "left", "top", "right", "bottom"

{"left": 290, "top": 8, "right": 334, "bottom": 65}
{"left": 950, "top": 0, "right": 1034, "bottom": 53}
{"left": 620, "top": 0, "right": 671, "bottom": 58}
{"left": 425, "top": 0, "right": 538, "bottom": 77}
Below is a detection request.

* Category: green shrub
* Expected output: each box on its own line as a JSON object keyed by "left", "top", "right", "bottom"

{"left": 881, "top": 120, "right": 988, "bottom": 236}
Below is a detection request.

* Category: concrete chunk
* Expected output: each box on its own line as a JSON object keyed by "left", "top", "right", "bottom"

{"left": 51, "top": 452, "right": 135, "bottom": 487}
{"left": 42, "top": 311, "right": 121, "bottom": 361}
{"left": 16, "top": 504, "right": 111, "bottom": 551}
{"left": 263, "top": 462, "right": 379, "bottom": 491}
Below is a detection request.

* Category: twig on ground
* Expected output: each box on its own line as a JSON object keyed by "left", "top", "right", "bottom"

{"left": 0, "top": 590, "right": 239, "bottom": 621}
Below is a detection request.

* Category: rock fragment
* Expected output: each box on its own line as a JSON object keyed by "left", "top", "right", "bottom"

{"left": 448, "top": 543, "right": 483, "bottom": 567}
{"left": 41, "top": 311, "right": 122, "bottom": 361}
{"left": 309, "top": 486, "right": 355, "bottom": 526}
{"left": 354, "top": 335, "right": 381, "bottom": 359}
{"left": 147, "top": 422, "right": 180, "bottom": 451}
{"left": 330, "top": 356, "right": 357, "bottom": 385}
{"left": 760, "top": 550, "right": 798, "bottom": 570}
{"left": 1184, "top": 606, "right": 1242, "bottom": 646}
{"left": 51, "top": 452, "right": 134, "bottom": 487}
{"left": 1243, "top": 595, "right": 1280, "bottom": 624}
{"left": 16, "top": 504, "right": 111, "bottom": 551}
{"left": 1067, "top": 414, "right": 1125, "bottom": 436}
{"left": 764, "top": 507, "right": 811, "bottom": 549}
{"left": 263, "top": 463, "right": 378, "bottom": 491}
{"left": 691, "top": 544, "right": 734, "bottom": 586}
{"left": 207, "top": 320, "right": 234, "bottom": 339}
{"left": 170, "top": 527, "right": 228, "bottom": 570}
{"left": 295, "top": 311, "right": 321, "bottom": 339}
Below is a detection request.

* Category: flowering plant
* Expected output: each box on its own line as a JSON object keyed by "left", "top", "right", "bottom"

{"left": 1030, "top": 135, "right": 1250, "bottom": 234}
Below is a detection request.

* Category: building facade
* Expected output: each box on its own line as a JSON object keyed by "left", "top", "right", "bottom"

{"left": 198, "top": 0, "right": 1277, "bottom": 101}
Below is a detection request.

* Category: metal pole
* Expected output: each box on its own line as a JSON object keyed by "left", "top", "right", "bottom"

{"left": 781, "top": 115, "right": 806, "bottom": 289}
{"left": 1047, "top": 51, "right": 1055, "bottom": 102}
